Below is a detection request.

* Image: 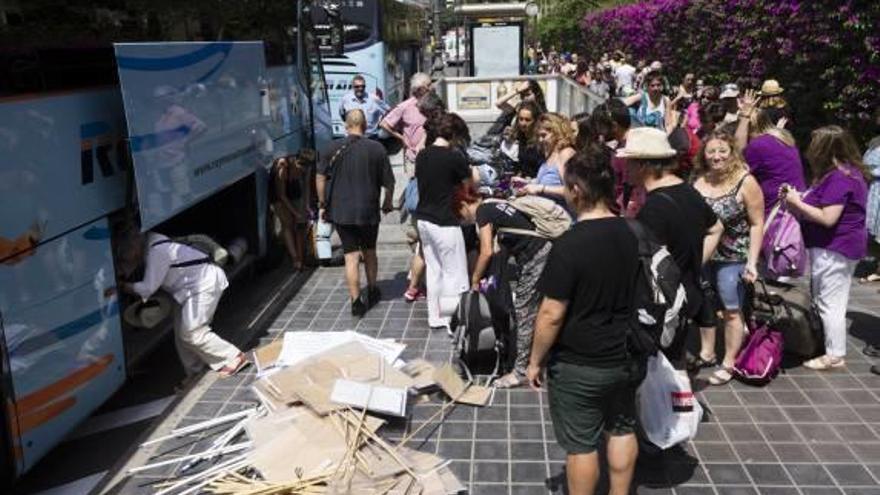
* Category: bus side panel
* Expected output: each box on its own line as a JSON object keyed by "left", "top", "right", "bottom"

{"left": 264, "top": 65, "right": 308, "bottom": 154}
{"left": 0, "top": 90, "right": 128, "bottom": 244}
{"left": 0, "top": 219, "right": 125, "bottom": 474}
{"left": 113, "top": 42, "right": 272, "bottom": 231}
{"left": 321, "top": 42, "right": 386, "bottom": 137}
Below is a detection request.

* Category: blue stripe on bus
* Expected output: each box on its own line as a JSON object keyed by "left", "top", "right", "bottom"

{"left": 11, "top": 302, "right": 120, "bottom": 357}
{"left": 82, "top": 226, "right": 111, "bottom": 240}
{"left": 80, "top": 122, "right": 112, "bottom": 139}
{"left": 129, "top": 125, "right": 192, "bottom": 152}
{"left": 116, "top": 43, "right": 233, "bottom": 71}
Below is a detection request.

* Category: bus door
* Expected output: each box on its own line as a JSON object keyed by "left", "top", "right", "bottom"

{"left": 112, "top": 42, "right": 274, "bottom": 233}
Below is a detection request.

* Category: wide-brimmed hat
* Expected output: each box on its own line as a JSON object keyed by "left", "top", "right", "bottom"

{"left": 720, "top": 83, "right": 739, "bottom": 99}
{"left": 616, "top": 127, "right": 677, "bottom": 159}
{"left": 123, "top": 293, "right": 173, "bottom": 329}
{"left": 759, "top": 79, "right": 784, "bottom": 96}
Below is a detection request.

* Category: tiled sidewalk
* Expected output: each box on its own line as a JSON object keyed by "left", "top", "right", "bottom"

{"left": 115, "top": 241, "right": 880, "bottom": 494}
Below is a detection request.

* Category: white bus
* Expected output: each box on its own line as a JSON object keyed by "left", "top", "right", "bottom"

{"left": 0, "top": 0, "right": 333, "bottom": 483}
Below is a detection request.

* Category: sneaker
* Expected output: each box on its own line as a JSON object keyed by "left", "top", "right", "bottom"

{"left": 367, "top": 286, "right": 382, "bottom": 308}
{"left": 351, "top": 297, "right": 367, "bottom": 318}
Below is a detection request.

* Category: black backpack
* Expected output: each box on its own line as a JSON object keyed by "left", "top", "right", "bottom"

{"left": 625, "top": 219, "right": 687, "bottom": 357}
{"left": 451, "top": 290, "right": 501, "bottom": 376}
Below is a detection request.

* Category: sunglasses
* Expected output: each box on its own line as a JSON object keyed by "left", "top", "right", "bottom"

{"left": 353, "top": 85, "right": 366, "bottom": 89}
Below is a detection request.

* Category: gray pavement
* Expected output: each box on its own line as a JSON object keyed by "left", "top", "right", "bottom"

{"left": 98, "top": 200, "right": 880, "bottom": 494}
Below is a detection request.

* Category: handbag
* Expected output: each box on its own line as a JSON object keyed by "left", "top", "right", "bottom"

{"left": 733, "top": 320, "right": 783, "bottom": 384}
{"left": 747, "top": 279, "right": 824, "bottom": 358}
{"left": 637, "top": 353, "right": 703, "bottom": 449}
{"left": 761, "top": 200, "right": 807, "bottom": 279}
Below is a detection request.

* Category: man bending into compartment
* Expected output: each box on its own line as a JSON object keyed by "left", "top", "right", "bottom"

{"left": 119, "top": 230, "right": 248, "bottom": 380}
{"left": 317, "top": 109, "right": 395, "bottom": 317}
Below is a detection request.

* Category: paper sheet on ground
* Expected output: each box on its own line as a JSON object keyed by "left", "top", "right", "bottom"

{"left": 330, "top": 379, "right": 408, "bottom": 417}
{"left": 278, "top": 331, "right": 405, "bottom": 367}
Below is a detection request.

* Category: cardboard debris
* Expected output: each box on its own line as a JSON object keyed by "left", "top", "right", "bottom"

{"left": 279, "top": 331, "right": 405, "bottom": 367}
{"left": 400, "top": 359, "right": 437, "bottom": 390}
{"left": 433, "top": 363, "right": 467, "bottom": 399}
{"left": 457, "top": 384, "right": 494, "bottom": 407}
{"left": 251, "top": 339, "right": 284, "bottom": 375}
{"left": 144, "top": 330, "right": 492, "bottom": 495}
{"left": 330, "top": 379, "right": 408, "bottom": 417}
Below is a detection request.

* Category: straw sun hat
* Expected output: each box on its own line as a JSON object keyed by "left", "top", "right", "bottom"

{"left": 123, "top": 292, "right": 173, "bottom": 329}
{"left": 759, "top": 79, "right": 784, "bottom": 96}
{"left": 616, "top": 127, "right": 677, "bottom": 159}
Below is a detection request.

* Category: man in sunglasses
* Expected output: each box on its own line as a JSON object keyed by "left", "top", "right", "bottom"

{"left": 338, "top": 74, "right": 390, "bottom": 139}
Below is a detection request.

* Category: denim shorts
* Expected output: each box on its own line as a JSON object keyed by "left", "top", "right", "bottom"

{"left": 706, "top": 261, "right": 746, "bottom": 311}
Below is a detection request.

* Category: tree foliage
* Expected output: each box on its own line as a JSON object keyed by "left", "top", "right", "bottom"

{"left": 579, "top": 0, "right": 880, "bottom": 145}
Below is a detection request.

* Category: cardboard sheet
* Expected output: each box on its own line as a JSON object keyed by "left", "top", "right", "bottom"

{"left": 433, "top": 364, "right": 467, "bottom": 400}
{"left": 457, "top": 385, "right": 494, "bottom": 407}
{"left": 330, "top": 379, "right": 408, "bottom": 417}
{"left": 279, "top": 331, "right": 405, "bottom": 367}
{"left": 252, "top": 339, "right": 283, "bottom": 374}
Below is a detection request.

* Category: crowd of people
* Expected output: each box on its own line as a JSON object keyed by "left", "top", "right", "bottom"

{"left": 310, "top": 62, "right": 880, "bottom": 494}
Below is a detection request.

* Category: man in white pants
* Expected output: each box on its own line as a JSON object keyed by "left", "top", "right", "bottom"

{"left": 121, "top": 232, "right": 247, "bottom": 378}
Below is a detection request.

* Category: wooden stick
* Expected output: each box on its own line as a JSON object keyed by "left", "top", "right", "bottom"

{"left": 334, "top": 412, "right": 418, "bottom": 481}
{"left": 397, "top": 380, "right": 472, "bottom": 448}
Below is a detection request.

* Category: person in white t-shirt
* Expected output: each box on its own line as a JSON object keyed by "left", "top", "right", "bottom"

{"left": 614, "top": 55, "right": 637, "bottom": 96}
{"left": 120, "top": 231, "right": 247, "bottom": 379}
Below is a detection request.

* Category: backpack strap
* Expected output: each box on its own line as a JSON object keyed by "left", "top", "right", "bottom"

{"left": 496, "top": 227, "right": 547, "bottom": 239}
{"left": 623, "top": 218, "right": 653, "bottom": 258}
{"left": 150, "top": 239, "right": 211, "bottom": 268}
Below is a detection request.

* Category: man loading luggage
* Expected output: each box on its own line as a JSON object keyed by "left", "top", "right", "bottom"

{"left": 119, "top": 230, "right": 248, "bottom": 380}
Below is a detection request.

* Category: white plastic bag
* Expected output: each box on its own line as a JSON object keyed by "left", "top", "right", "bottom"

{"left": 637, "top": 353, "right": 702, "bottom": 449}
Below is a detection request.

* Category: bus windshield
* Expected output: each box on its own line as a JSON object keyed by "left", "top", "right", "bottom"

{"left": 0, "top": 0, "right": 302, "bottom": 97}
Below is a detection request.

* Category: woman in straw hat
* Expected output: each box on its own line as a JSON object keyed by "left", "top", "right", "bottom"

{"left": 621, "top": 127, "right": 724, "bottom": 370}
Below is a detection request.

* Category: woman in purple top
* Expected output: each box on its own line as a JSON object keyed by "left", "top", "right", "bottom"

{"left": 736, "top": 90, "right": 806, "bottom": 215}
{"left": 780, "top": 126, "right": 869, "bottom": 371}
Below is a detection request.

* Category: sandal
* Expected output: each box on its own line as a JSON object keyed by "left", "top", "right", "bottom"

{"left": 708, "top": 368, "right": 734, "bottom": 386}
{"left": 859, "top": 273, "right": 880, "bottom": 284}
{"left": 803, "top": 355, "right": 845, "bottom": 371}
{"left": 219, "top": 354, "right": 250, "bottom": 378}
{"left": 493, "top": 372, "right": 525, "bottom": 389}
{"left": 688, "top": 354, "right": 718, "bottom": 371}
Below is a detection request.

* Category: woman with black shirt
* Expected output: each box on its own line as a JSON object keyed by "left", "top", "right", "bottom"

{"left": 527, "top": 152, "right": 643, "bottom": 495}
{"left": 451, "top": 184, "right": 551, "bottom": 388}
{"left": 415, "top": 113, "right": 473, "bottom": 331}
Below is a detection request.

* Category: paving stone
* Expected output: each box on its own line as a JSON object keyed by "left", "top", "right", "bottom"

{"left": 785, "top": 464, "right": 836, "bottom": 486}
{"left": 704, "top": 463, "right": 752, "bottom": 485}
{"left": 825, "top": 464, "right": 878, "bottom": 486}
{"left": 745, "top": 463, "right": 793, "bottom": 485}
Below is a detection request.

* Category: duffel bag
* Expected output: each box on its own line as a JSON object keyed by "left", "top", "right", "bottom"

{"left": 748, "top": 279, "right": 824, "bottom": 359}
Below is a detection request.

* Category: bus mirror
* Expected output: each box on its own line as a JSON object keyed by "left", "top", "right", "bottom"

{"left": 324, "top": 5, "right": 345, "bottom": 56}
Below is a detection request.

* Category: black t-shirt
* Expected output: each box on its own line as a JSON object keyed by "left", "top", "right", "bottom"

{"left": 538, "top": 218, "right": 640, "bottom": 367}
{"left": 415, "top": 145, "right": 471, "bottom": 226}
{"left": 318, "top": 136, "right": 394, "bottom": 225}
{"left": 636, "top": 182, "right": 718, "bottom": 316}
{"left": 475, "top": 201, "right": 546, "bottom": 260}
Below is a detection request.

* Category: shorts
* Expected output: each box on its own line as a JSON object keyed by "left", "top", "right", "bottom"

{"left": 335, "top": 224, "right": 379, "bottom": 254}
{"left": 547, "top": 360, "right": 643, "bottom": 454}
{"left": 706, "top": 261, "right": 746, "bottom": 311}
